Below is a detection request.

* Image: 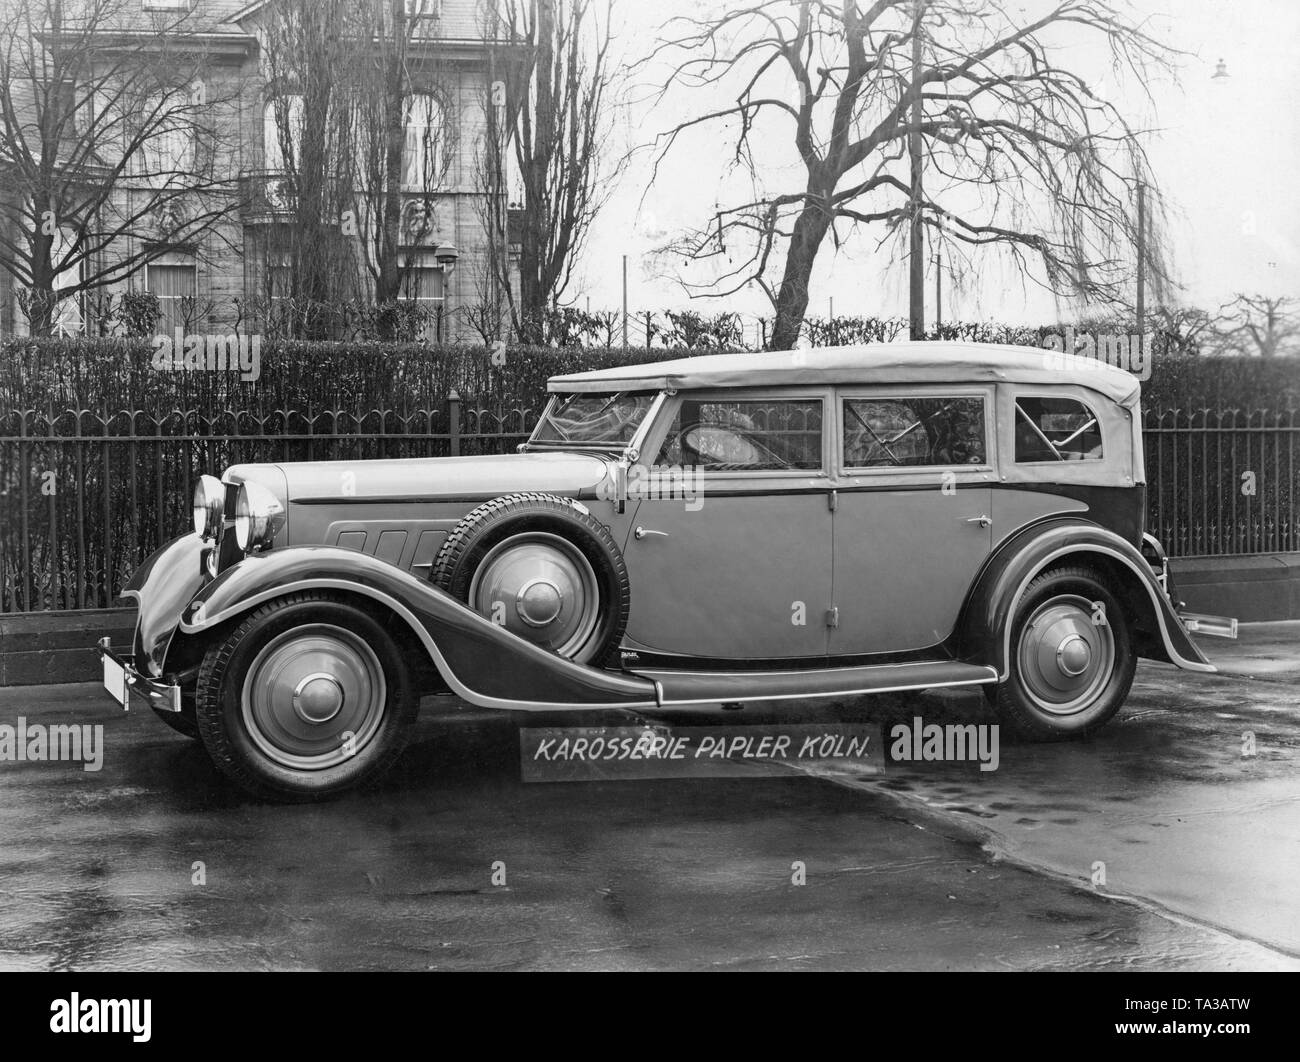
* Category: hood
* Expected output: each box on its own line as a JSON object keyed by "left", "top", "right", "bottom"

{"left": 224, "top": 450, "right": 613, "bottom": 504}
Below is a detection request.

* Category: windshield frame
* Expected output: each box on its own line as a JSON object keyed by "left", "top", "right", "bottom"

{"left": 523, "top": 391, "right": 665, "bottom": 456}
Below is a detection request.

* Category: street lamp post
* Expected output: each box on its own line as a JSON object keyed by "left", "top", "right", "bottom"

{"left": 908, "top": 0, "right": 927, "bottom": 340}
{"left": 1135, "top": 182, "right": 1145, "bottom": 343}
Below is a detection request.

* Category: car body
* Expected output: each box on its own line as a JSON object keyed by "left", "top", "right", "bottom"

{"left": 97, "top": 342, "right": 1235, "bottom": 800}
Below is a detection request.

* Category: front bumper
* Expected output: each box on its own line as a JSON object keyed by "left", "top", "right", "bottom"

{"left": 98, "top": 637, "right": 182, "bottom": 713}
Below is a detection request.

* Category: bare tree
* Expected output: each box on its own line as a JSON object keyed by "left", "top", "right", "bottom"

{"left": 650, "top": 0, "right": 1179, "bottom": 350}
{"left": 479, "top": 0, "right": 621, "bottom": 344}
{"left": 0, "top": 0, "right": 238, "bottom": 335}
{"left": 257, "top": 0, "right": 455, "bottom": 337}
{"left": 1213, "top": 294, "right": 1300, "bottom": 358}
{"left": 348, "top": 0, "right": 456, "bottom": 312}
{"left": 258, "top": 0, "right": 359, "bottom": 332}
{"left": 1148, "top": 305, "right": 1214, "bottom": 357}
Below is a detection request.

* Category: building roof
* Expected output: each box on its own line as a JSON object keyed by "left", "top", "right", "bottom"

{"left": 547, "top": 342, "right": 1143, "bottom": 406}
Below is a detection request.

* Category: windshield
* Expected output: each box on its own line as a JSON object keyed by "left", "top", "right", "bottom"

{"left": 529, "top": 392, "right": 655, "bottom": 448}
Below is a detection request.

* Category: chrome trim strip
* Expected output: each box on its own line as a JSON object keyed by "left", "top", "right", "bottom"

{"left": 651, "top": 669, "right": 999, "bottom": 708}
{"left": 635, "top": 659, "right": 999, "bottom": 708}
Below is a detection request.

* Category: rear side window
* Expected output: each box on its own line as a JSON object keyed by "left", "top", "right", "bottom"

{"left": 656, "top": 398, "right": 823, "bottom": 471}
{"left": 842, "top": 397, "right": 986, "bottom": 468}
{"left": 1015, "top": 397, "right": 1103, "bottom": 462}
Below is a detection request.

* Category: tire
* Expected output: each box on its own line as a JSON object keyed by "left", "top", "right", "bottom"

{"left": 431, "top": 492, "right": 630, "bottom": 667}
{"left": 993, "top": 565, "right": 1136, "bottom": 741}
{"left": 194, "top": 592, "right": 418, "bottom": 802}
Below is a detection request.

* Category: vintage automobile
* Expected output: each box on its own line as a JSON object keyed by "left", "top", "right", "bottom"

{"left": 97, "top": 343, "right": 1235, "bottom": 800}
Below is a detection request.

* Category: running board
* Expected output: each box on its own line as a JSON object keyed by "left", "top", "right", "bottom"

{"left": 634, "top": 660, "right": 999, "bottom": 708}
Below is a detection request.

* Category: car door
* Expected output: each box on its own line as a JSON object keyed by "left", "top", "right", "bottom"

{"left": 830, "top": 388, "right": 995, "bottom": 656}
{"left": 618, "top": 389, "right": 834, "bottom": 662}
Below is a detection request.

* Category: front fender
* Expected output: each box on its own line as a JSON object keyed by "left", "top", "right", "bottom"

{"left": 179, "top": 546, "right": 659, "bottom": 712}
{"left": 123, "top": 533, "right": 210, "bottom": 677}
{"left": 957, "top": 519, "right": 1215, "bottom": 678}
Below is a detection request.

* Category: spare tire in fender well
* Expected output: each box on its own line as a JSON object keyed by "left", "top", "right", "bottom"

{"left": 430, "top": 492, "right": 631, "bottom": 667}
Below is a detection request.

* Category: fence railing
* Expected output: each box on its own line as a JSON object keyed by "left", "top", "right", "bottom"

{"left": 1, "top": 402, "right": 1296, "bottom": 613}
{"left": 1143, "top": 409, "right": 1298, "bottom": 558}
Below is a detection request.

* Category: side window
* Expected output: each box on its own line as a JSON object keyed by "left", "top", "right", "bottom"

{"left": 843, "top": 397, "right": 986, "bottom": 468}
{"left": 656, "top": 398, "right": 823, "bottom": 472}
{"left": 1015, "top": 397, "right": 1103, "bottom": 462}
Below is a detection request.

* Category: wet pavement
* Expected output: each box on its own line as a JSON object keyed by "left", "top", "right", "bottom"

{"left": 0, "top": 625, "right": 1296, "bottom": 971}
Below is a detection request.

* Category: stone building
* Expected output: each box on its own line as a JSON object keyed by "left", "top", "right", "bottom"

{"left": 0, "top": 0, "right": 517, "bottom": 341}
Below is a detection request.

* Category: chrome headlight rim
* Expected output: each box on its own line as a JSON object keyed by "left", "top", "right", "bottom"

{"left": 193, "top": 475, "right": 226, "bottom": 541}
{"left": 234, "top": 481, "right": 285, "bottom": 553}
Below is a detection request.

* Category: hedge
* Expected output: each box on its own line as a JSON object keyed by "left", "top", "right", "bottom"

{"left": 1, "top": 335, "right": 1297, "bottom": 418}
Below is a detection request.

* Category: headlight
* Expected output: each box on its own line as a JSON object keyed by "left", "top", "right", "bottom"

{"left": 234, "top": 481, "right": 286, "bottom": 553}
{"left": 192, "top": 475, "right": 226, "bottom": 540}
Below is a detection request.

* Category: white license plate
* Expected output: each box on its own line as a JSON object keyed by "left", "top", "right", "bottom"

{"left": 102, "top": 652, "right": 130, "bottom": 709}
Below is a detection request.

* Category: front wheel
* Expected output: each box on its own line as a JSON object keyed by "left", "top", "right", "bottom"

{"left": 993, "top": 565, "right": 1136, "bottom": 740}
{"left": 195, "top": 593, "right": 418, "bottom": 801}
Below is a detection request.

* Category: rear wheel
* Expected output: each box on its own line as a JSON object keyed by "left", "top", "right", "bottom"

{"left": 994, "top": 566, "right": 1135, "bottom": 740}
{"left": 195, "top": 593, "right": 417, "bottom": 801}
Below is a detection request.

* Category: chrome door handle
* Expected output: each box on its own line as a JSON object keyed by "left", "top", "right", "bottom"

{"left": 634, "top": 526, "right": 669, "bottom": 540}
{"left": 966, "top": 515, "right": 992, "bottom": 529}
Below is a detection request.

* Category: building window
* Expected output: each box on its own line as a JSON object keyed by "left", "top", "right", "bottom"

{"left": 405, "top": 0, "right": 442, "bottom": 27}
{"left": 264, "top": 95, "right": 304, "bottom": 173}
{"left": 401, "top": 252, "right": 445, "bottom": 340}
{"left": 402, "top": 93, "right": 446, "bottom": 191}
{"left": 143, "top": 0, "right": 192, "bottom": 10}
{"left": 146, "top": 255, "right": 197, "bottom": 334}
{"left": 140, "top": 94, "right": 193, "bottom": 179}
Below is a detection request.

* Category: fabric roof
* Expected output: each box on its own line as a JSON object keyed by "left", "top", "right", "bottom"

{"left": 548, "top": 342, "right": 1142, "bottom": 406}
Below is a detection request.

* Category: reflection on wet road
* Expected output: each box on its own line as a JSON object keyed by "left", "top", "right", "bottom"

{"left": 0, "top": 625, "right": 1295, "bottom": 970}
{"left": 807, "top": 625, "right": 1300, "bottom": 961}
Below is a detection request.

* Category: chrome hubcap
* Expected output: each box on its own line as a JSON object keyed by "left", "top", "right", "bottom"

{"left": 242, "top": 624, "right": 386, "bottom": 770}
{"left": 1018, "top": 595, "right": 1115, "bottom": 716}
{"left": 469, "top": 532, "right": 601, "bottom": 661}
{"left": 1056, "top": 635, "right": 1091, "bottom": 677}
{"left": 516, "top": 578, "right": 564, "bottom": 627}
{"left": 292, "top": 672, "right": 344, "bottom": 724}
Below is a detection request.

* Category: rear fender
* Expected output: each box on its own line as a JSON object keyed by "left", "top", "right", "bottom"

{"left": 177, "top": 546, "right": 659, "bottom": 712}
{"left": 957, "top": 519, "right": 1215, "bottom": 678}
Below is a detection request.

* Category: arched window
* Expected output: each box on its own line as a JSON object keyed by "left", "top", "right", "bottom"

{"left": 263, "top": 94, "right": 303, "bottom": 173}
{"left": 140, "top": 94, "right": 193, "bottom": 178}
{"left": 402, "top": 93, "right": 446, "bottom": 190}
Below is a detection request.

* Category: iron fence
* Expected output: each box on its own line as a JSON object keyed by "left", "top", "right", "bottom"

{"left": 1143, "top": 408, "right": 1298, "bottom": 558}
{"left": 0, "top": 394, "right": 534, "bottom": 612}
{"left": 1, "top": 402, "right": 1295, "bottom": 612}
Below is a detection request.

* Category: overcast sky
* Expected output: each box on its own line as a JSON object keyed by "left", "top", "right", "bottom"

{"left": 569, "top": 0, "right": 1300, "bottom": 329}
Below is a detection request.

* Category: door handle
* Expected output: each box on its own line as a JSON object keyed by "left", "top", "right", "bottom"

{"left": 966, "top": 514, "right": 992, "bottom": 529}
{"left": 634, "top": 526, "right": 669, "bottom": 540}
